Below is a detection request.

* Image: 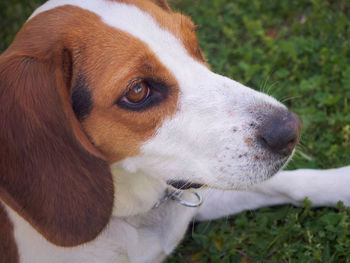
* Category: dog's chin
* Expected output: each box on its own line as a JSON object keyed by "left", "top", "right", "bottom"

{"left": 165, "top": 165, "right": 285, "bottom": 191}
{"left": 165, "top": 151, "right": 294, "bottom": 191}
{"left": 234, "top": 154, "right": 292, "bottom": 190}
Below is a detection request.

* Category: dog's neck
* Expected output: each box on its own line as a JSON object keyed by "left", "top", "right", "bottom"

{"left": 111, "top": 165, "right": 167, "bottom": 217}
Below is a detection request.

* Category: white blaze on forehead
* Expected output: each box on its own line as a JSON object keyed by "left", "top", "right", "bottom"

{"left": 29, "top": 0, "right": 207, "bottom": 78}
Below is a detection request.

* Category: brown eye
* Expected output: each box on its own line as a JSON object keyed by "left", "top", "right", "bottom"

{"left": 117, "top": 79, "right": 166, "bottom": 111}
{"left": 124, "top": 82, "right": 150, "bottom": 103}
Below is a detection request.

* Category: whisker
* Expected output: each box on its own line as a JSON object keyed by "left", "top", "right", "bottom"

{"left": 294, "top": 149, "right": 314, "bottom": 161}
{"left": 259, "top": 74, "right": 271, "bottom": 94}
{"left": 266, "top": 80, "right": 280, "bottom": 96}
{"left": 259, "top": 69, "right": 277, "bottom": 95}
{"left": 280, "top": 95, "right": 302, "bottom": 103}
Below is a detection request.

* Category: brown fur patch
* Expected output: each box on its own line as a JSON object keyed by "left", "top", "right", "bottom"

{"left": 82, "top": 48, "right": 179, "bottom": 162}
{"left": 0, "top": 0, "right": 198, "bottom": 249}
{"left": 30, "top": 6, "right": 180, "bottom": 163}
{"left": 0, "top": 1, "right": 184, "bottom": 247}
{"left": 0, "top": 8, "right": 115, "bottom": 247}
{"left": 0, "top": 203, "right": 18, "bottom": 263}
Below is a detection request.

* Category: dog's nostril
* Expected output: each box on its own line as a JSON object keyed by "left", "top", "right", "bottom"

{"left": 257, "top": 111, "right": 302, "bottom": 156}
{"left": 287, "top": 138, "right": 296, "bottom": 148}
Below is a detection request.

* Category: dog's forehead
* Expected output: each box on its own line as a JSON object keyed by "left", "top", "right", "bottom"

{"left": 30, "top": 0, "right": 204, "bottom": 66}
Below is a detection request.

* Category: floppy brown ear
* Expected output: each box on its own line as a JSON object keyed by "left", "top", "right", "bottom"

{"left": 0, "top": 16, "right": 114, "bottom": 247}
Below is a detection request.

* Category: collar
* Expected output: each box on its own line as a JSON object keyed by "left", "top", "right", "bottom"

{"left": 153, "top": 188, "right": 203, "bottom": 209}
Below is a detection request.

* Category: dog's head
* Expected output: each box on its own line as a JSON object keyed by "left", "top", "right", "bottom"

{"left": 0, "top": 0, "right": 301, "bottom": 246}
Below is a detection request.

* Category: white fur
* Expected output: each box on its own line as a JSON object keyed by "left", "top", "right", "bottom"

{"left": 6, "top": 1, "right": 349, "bottom": 262}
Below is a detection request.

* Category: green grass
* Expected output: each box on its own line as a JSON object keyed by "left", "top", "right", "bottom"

{"left": 2, "top": 0, "right": 350, "bottom": 262}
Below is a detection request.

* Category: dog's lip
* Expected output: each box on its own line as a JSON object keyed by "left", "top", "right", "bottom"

{"left": 166, "top": 180, "right": 204, "bottom": 190}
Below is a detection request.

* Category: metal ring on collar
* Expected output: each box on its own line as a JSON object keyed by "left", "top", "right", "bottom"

{"left": 171, "top": 191, "right": 203, "bottom": 207}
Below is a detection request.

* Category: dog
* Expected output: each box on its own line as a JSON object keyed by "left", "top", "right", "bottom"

{"left": 1, "top": 0, "right": 349, "bottom": 262}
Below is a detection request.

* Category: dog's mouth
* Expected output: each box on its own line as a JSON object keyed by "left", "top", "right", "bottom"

{"left": 166, "top": 180, "right": 204, "bottom": 190}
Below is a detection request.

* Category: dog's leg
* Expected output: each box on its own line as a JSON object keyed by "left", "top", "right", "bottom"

{"left": 195, "top": 166, "right": 350, "bottom": 221}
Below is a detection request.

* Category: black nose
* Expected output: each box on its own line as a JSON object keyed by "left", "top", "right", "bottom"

{"left": 257, "top": 111, "right": 302, "bottom": 155}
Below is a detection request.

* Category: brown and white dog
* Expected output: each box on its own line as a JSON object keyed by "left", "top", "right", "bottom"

{"left": 1, "top": 0, "right": 349, "bottom": 262}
